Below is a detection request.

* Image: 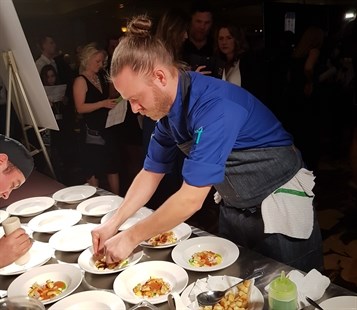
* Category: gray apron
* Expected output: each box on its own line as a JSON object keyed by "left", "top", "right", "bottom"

{"left": 178, "top": 141, "right": 303, "bottom": 209}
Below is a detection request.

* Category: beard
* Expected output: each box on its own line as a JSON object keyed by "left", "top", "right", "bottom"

{"left": 147, "top": 84, "right": 172, "bottom": 121}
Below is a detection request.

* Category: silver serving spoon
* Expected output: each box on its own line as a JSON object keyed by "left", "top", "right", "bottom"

{"left": 196, "top": 270, "right": 263, "bottom": 306}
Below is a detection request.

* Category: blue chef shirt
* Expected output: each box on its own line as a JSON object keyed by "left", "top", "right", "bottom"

{"left": 144, "top": 72, "right": 293, "bottom": 187}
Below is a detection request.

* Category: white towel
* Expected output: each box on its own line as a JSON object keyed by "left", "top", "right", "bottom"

{"left": 261, "top": 168, "right": 315, "bottom": 239}
{"left": 287, "top": 269, "right": 331, "bottom": 309}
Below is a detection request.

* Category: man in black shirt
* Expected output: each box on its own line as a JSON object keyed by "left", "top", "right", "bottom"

{"left": 182, "top": 1, "right": 222, "bottom": 78}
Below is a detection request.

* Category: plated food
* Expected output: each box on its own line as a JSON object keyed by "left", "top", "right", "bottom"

{"left": 180, "top": 276, "right": 264, "bottom": 310}
{"left": 76, "top": 195, "right": 123, "bottom": 217}
{"left": 94, "top": 256, "right": 128, "bottom": 271}
{"left": 147, "top": 231, "right": 177, "bottom": 246}
{"left": 48, "top": 291, "right": 126, "bottom": 310}
{"left": 78, "top": 246, "right": 143, "bottom": 275}
{"left": 113, "top": 260, "right": 188, "bottom": 305}
{"left": 52, "top": 185, "right": 96, "bottom": 204}
{"left": 189, "top": 250, "right": 222, "bottom": 268}
{"left": 28, "top": 209, "right": 82, "bottom": 233}
{"left": 140, "top": 223, "right": 192, "bottom": 249}
{"left": 133, "top": 277, "right": 171, "bottom": 298}
{"left": 171, "top": 236, "right": 239, "bottom": 272}
{"left": 6, "top": 197, "right": 55, "bottom": 217}
{"left": 7, "top": 264, "right": 83, "bottom": 305}
{"left": 28, "top": 279, "right": 66, "bottom": 301}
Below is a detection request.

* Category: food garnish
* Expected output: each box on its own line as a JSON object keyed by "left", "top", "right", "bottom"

{"left": 28, "top": 279, "right": 66, "bottom": 300}
{"left": 133, "top": 277, "right": 171, "bottom": 298}
{"left": 94, "top": 256, "right": 128, "bottom": 270}
{"left": 148, "top": 231, "right": 177, "bottom": 246}
{"left": 200, "top": 279, "right": 252, "bottom": 310}
{"left": 189, "top": 250, "right": 222, "bottom": 267}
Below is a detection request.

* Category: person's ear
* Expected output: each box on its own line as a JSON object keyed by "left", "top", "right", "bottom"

{"left": 0, "top": 154, "right": 8, "bottom": 170}
{"left": 153, "top": 69, "right": 167, "bottom": 87}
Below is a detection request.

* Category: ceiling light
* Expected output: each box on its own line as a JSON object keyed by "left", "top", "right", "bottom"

{"left": 345, "top": 11, "right": 356, "bottom": 20}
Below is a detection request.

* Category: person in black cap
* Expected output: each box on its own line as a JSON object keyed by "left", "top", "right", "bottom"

{"left": 0, "top": 134, "right": 33, "bottom": 267}
{"left": 0, "top": 134, "right": 34, "bottom": 199}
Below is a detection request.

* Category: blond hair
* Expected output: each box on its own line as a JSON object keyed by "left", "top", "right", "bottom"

{"left": 110, "top": 15, "right": 176, "bottom": 79}
{"left": 78, "top": 42, "right": 107, "bottom": 73}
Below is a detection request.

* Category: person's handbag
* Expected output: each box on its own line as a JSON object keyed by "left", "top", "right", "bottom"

{"left": 85, "top": 126, "right": 105, "bottom": 145}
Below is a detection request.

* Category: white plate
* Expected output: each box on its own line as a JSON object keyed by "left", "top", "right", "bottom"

{"left": 0, "top": 241, "right": 54, "bottom": 276}
{"left": 319, "top": 296, "right": 357, "bottom": 310}
{"left": 52, "top": 185, "right": 96, "bottom": 204}
{"left": 6, "top": 197, "right": 55, "bottom": 217}
{"left": 0, "top": 210, "right": 10, "bottom": 224}
{"left": 101, "top": 207, "right": 153, "bottom": 230}
{"left": 113, "top": 260, "right": 189, "bottom": 305}
{"left": 140, "top": 222, "right": 192, "bottom": 249}
{"left": 181, "top": 275, "right": 264, "bottom": 310}
{"left": 171, "top": 236, "right": 239, "bottom": 272}
{"left": 76, "top": 195, "right": 123, "bottom": 217}
{"left": 48, "top": 290, "right": 126, "bottom": 310}
{"left": 8, "top": 263, "right": 83, "bottom": 305}
{"left": 28, "top": 209, "right": 82, "bottom": 233}
{"left": 49, "top": 223, "right": 98, "bottom": 252}
{"left": 78, "top": 246, "right": 143, "bottom": 275}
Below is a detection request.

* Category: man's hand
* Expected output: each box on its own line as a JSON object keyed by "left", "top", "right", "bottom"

{"left": 0, "top": 228, "right": 32, "bottom": 268}
{"left": 91, "top": 221, "right": 120, "bottom": 258}
{"left": 101, "top": 230, "right": 137, "bottom": 264}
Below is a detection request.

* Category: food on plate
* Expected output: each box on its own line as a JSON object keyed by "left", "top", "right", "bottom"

{"left": 147, "top": 231, "right": 177, "bottom": 246}
{"left": 133, "top": 277, "right": 171, "bottom": 298}
{"left": 189, "top": 250, "right": 222, "bottom": 267}
{"left": 28, "top": 279, "right": 66, "bottom": 300}
{"left": 94, "top": 256, "right": 128, "bottom": 270}
{"left": 199, "top": 279, "right": 252, "bottom": 310}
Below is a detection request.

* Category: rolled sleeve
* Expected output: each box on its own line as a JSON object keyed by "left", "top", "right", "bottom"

{"left": 182, "top": 158, "right": 225, "bottom": 186}
{"left": 143, "top": 156, "right": 174, "bottom": 174}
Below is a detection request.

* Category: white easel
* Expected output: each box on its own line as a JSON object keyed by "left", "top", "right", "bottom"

{"left": 3, "top": 50, "right": 56, "bottom": 179}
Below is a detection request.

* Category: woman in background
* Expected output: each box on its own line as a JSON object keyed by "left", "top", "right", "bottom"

{"left": 73, "top": 43, "right": 120, "bottom": 194}
{"left": 215, "top": 23, "right": 266, "bottom": 101}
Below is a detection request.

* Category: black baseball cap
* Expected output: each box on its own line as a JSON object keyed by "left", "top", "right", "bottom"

{"left": 0, "top": 134, "right": 34, "bottom": 179}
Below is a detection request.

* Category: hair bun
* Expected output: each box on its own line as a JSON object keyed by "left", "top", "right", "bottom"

{"left": 127, "top": 15, "right": 152, "bottom": 38}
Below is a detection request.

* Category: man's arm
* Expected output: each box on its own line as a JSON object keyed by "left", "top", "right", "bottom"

{"left": 101, "top": 181, "right": 211, "bottom": 263}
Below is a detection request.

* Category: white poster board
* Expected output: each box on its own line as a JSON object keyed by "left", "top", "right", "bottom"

{"left": 0, "top": 0, "right": 58, "bottom": 130}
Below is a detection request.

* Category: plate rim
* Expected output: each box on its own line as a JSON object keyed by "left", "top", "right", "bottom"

{"left": 28, "top": 209, "right": 82, "bottom": 233}
{"left": 319, "top": 295, "right": 357, "bottom": 308}
{"left": 6, "top": 196, "right": 55, "bottom": 217}
{"left": 113, "top": 260, "right": 189, "bottom": 305}
{"left": 52, "top": 185, "right": 96, "bottom": 203}
{"left": 76, "top": 195, "right": 123, "bottom": 216}
{"left": 48, "top": 223, "right": 98, "bottom": 252}
{"left": 171, "top": 236, "right": 239, "bottom": 272}
{"left": 78, "top": 246, "right": 144, "bottom": 275}
{"left": 140, "top": 222, "right": 192, "bottom": 249}
{"left": 48, "top": 290, "right": 126, "bottom": 310}
{"left": 100, "top": 206, "right": 153, "bottom": 229}
{"left": 0, "top": 209, "right": 10, "bottom": 224}
{"left": 180, "top": 275, "right": 264, "bottom": 310}
{"left": 0, "top": 241, "right": 54, "bottom": 276}
{"left": 7, "top": 263, "right": 84, "bottom": 305}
